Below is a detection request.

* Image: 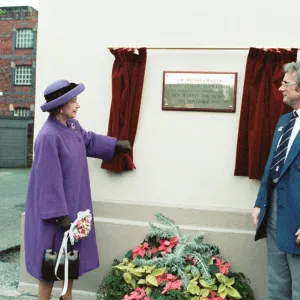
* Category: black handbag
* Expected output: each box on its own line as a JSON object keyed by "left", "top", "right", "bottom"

{"left": 42, "top": 226, "right": 80, "bottom": 281}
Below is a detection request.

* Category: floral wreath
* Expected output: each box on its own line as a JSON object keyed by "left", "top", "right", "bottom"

{"left": 97, "top": 214, "right": 255, "bottom": 300}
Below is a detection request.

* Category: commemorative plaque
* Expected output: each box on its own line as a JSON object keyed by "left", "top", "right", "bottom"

{"left": 162, "top": 71, "right": 237, "bottom": 112}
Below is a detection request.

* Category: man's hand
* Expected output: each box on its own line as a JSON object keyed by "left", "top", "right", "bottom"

{"left": 115, "top": 140, "right": 132, "bottom": 153}
{"left": 251, "top": 207, "right": 261, "bottom": 228}
{"left": 295, "top": 229, "right": 300, "bottom": 245}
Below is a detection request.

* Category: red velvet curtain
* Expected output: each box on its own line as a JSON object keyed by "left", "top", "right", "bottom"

{"left": 101, "top": 47, "right": 147, "bottom": 173}
{"left": 234, "top": 47, "right": 297, "bottom": 179}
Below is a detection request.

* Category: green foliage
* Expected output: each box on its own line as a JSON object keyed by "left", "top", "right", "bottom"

{"left": 113, "top": 259, "right": 166, "bottom": 288}
{"left": 150, "top": 288, "right": 190, "bottom": 300}
{"left": 215, "top": 273, "right": 241, "bottom": 299}
{"left": 125, "top": 249, "right": 133, "bottom": 259}
{"left": 97, "top": 269, "right": 132, "bottom": 300}
{"left": 230, "top": 272, "right": 255, "bottom": 300}
{"left": 208, "top": 264, "right": 220, "bottom": 275}
{"left": 187, "top": 277, "right": 217, "bottom": 298}
{"left": 97, "top": 268, "right": 189, "bottom": 300}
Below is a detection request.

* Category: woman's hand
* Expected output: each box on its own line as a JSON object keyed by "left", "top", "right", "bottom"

{"left": 115, "top": 140, "right": 132, "bottom": 153}
{"left": 56, "top": 215, "right": 71, "bottom": 231}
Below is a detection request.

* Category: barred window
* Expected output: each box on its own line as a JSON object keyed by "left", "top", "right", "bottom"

{"left": 16, "top": 29, "right": 34, "bottom": 48}
{"left": 14, "top": 107, "right": 30, "bottom": 117}
{"left": 15, "top": 65, "right": 32, "bottom": 85}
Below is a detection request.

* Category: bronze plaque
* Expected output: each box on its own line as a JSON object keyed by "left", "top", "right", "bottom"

{"left": 162, "top": 71, "right": 237, "bottom": 112}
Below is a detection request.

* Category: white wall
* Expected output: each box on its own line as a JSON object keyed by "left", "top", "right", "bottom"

{"left": 35, "top": 0, "right": 300, "bottom": 210}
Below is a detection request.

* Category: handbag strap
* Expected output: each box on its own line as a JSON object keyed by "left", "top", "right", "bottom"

{"left": 51, "top": 225, "right": 74, "bottom": 255}
{"left": 51, "top": 226, "right": 60, "bottom": 254}
{"left": 55, "top": 230, "right": 71, "bottom": 296}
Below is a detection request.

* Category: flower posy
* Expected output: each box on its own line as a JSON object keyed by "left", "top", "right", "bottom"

{"left": 69, "top": 209, "right": 92, "bottom": 245}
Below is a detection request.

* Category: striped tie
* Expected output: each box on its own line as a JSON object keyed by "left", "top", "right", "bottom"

{"left": 270, "top": 111, "right": 298, "bottom": 182}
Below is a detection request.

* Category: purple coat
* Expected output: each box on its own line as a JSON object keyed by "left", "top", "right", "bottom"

{"left": 24, "top": 116, "right": 116, "bottom": 280}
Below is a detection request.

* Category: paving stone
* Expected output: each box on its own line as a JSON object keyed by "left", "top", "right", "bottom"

{"left": 0, "top": 287, "right": 22, "bottom": 296}
{"left": 0, "top": 169, "right": 35, "bottom": 300}
{"left": 0, "top": 169, "right": 30, "bottom": 252}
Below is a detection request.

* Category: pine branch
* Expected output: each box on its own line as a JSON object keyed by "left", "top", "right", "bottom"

{"left": 155, "top": 213, "right": 183, "bottom": 239}
{"left": 190, "top": 232, "right": 205, "bottom": 244}
{"left": 172, "top": 243, "right": 185, "bottom": 261}
{"left": 177, "top": 267, "right": 190, "bottom": 288}
{"left": 192, "top": 253, "right": 211, "bottom": 281}
{"left": 190, "top": 265, "right": 200, "bottom": 277}
{"left": 185, "top": 242, "right": 219, "bottom": 259}
{"left": 146, "top": 223, "right": 174, "bottom": 240}
{"left": 133, "top": 256, "right": 166, "bottom": 267}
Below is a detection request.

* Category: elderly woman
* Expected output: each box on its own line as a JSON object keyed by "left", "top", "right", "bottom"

{"left": 24, "top": 79, "right": 131, "bottom": 300}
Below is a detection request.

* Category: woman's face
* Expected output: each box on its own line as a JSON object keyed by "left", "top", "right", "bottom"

{"left": 61, "top": 97, "right": 80, "bottom": 119}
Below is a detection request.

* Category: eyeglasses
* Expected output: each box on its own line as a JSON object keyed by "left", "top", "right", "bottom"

{"left": 281, "top": 81, "right": 298, "bottom": 88}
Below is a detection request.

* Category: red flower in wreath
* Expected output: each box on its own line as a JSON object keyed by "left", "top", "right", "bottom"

{"left": 132, "top": 242, "right": 150, "bottom": 258}
{"left": 213, "top": 256, "right": 231, "bottom": 274}
{"left": 158, "top": 236, "right": 178, "bottom": 253}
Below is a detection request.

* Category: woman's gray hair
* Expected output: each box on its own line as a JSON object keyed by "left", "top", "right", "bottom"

{"left": 284, "top": 62, "right": 300, "bottom": 84}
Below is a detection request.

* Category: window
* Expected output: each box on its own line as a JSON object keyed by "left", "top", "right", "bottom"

{"left": 15, "top": 65, "right": 32, "bottom": 85}
{"left": 14, "top": 107, "right": 30, "bottom": 117}
{"left": 16, "top": 29, "right": 34, "bottom": 48}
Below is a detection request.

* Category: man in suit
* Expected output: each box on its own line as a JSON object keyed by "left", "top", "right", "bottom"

{"left": 252, "top": 61, "right": 300, "bottom": 299}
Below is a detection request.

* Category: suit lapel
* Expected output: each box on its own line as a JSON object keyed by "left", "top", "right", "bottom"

{"left": 279, "top": 115, "right": 300, "bottom": 179}
{"left": 269, "top": 115, "right": 291, "bottom": 163}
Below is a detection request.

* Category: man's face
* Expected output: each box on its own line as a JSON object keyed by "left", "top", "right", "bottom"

{"left": 279, "top": 72, "right": 300, "bottom": 108}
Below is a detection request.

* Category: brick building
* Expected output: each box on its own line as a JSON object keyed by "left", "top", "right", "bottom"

{"left": 0, "top": 6, "right": 38, "bottom": 167}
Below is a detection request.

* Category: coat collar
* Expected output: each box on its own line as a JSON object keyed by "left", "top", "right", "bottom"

{"left": 48, "top": 116, "right": 78, "bottom": 137}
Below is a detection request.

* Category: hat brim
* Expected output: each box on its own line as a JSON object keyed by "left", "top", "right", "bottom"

{"left": 40, "top": 83, "right": 85, "bottom": 112}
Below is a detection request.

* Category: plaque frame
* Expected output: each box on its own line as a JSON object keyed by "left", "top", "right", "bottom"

{"left": 162, "top": 71, "right": 238, "bottom": 113}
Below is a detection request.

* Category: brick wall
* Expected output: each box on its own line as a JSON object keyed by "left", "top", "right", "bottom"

{"left": 0, "top": 7, "right": 37, "bottom": 167}
{"left": 0, "top": 6, "right": 38, "bottom": 116}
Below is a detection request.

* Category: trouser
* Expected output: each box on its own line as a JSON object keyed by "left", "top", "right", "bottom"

{"left": 267, "top": 188, "right": 300, "bottom": 300}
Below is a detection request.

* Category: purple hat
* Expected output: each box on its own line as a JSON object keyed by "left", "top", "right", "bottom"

{"left": 40, "top": 79, "right": 85, "bottom": 112}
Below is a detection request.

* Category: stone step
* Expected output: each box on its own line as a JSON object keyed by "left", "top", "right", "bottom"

{"left": 0, "top": 285, "right": 22, "bottom": 297}
{"left": 0, "top": 285, "right": 38, "bottom": 299}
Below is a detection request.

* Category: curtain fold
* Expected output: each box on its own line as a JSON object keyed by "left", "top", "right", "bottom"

{"left": 101, "top": 47, "right": 147, "bottom": 173}
{"left": 234, "top": 47, "right": 297, "bottom": 179}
